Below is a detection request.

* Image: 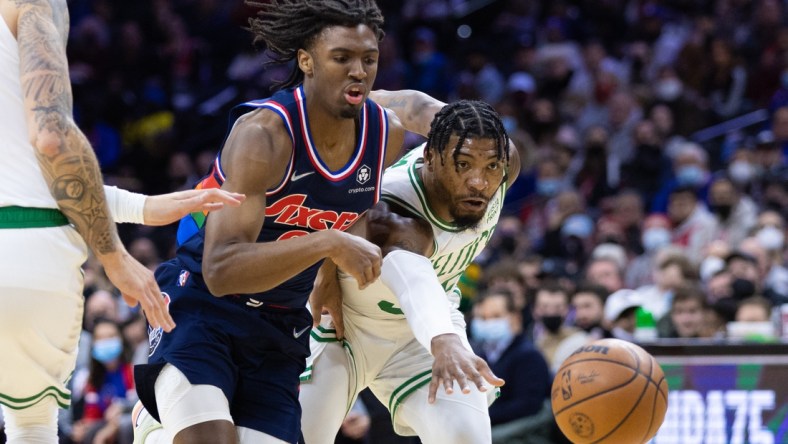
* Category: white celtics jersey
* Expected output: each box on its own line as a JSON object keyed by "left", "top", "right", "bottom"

{"left": 0, "top": 17, "right": 58, "bottom": 208}
{"left": 339, "top": 143, "right": 505, "bottom": 321}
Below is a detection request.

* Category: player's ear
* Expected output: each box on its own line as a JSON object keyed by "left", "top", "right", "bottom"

{"left": 423, "top": 147, "right": 434, "bottom": 170}
{"left": 297, "top": 49, "right": 313, "bottom": 77}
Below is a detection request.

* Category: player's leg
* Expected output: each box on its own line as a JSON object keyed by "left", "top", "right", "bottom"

{"left": 0, "top": 399, "right": 59, "bottom": 444}
{"left": 153, "top": 364, "right": 235, "bottom": 444}
{"left": 236, "top": 427, "right": 289, "bottom": 443}
{"left": 0, "top": 243, "right": 84, "bottom": 444}
{"left": 396, "top": 383, "right": 491, "bottom": 444}
{"left": 299, "top": 340, "right": 354, "bottom": 444}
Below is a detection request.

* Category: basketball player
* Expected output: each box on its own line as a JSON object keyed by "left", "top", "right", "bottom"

{"left": 132, "top": 1, "right": 412, "bottom": 443}
{"left": 300, "top": 100, "right": 519, "bottom": 444}
{"left": 0, "top": 1, "right": 244, "bottom": 442}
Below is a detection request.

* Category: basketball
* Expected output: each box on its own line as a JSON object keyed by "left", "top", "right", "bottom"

{"left": 551, "top": 339, "right": 668, "bottom": 444}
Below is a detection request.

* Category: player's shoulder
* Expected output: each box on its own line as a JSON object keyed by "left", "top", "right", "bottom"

{"left": 231, "top": 107, "right": 291, "bottom": 146}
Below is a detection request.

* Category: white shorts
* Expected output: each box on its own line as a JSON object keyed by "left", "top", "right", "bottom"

{"left": 303, "top": 308, "right": 496, "bottom": 436}
{"left": 0, "top": 226, "right": 87, "bottom": 409}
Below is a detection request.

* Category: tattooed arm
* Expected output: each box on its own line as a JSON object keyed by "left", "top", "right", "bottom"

{"left": 8, "top": 0, "right": 174, "bottom": 331}
{"left": 369, "top": 90, "right": 445, "bottom": 137}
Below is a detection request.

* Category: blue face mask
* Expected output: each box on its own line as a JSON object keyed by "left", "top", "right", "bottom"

{"left": 642, "top": 227, "right": 671, "bottom": 252}
{"left": 471, "top": 318, "right": 513, "bottom": 344}
{"left": 675, "top": 165, "right": 706, "bottom": 187}
{"left": 92, "top": 337, "right": 123, "bottom": 364}
{"left": 536, "top": 178, "right": 561, "bottom": 197}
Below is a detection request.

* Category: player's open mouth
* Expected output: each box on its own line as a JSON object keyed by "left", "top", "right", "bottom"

{"left": 459, "top": 198, "right": 486, "bottom": 210}
{"left": 344, "top": 85, "right": 365, "bottom": 105}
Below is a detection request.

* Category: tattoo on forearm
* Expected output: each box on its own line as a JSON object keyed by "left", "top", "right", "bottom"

{"left": 18, "top": 1, "right": 117, "bottom": 255}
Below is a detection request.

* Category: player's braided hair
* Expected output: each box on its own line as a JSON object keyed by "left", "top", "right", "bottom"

{"left": 425, "top": 100, "right": 510, "bottom": 167}
{"left": 247, "top": 0, "right": 385, "bottom": 89}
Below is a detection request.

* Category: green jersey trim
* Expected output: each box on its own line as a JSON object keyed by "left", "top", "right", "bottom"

{"left": 407, "top": 161, "right": 463, "bottom": 232}
{"left": 0, "top": 386, "right": 71, "bottom": 410}
{"left": 388, "top": 370, "right": 432, "bottom": 420}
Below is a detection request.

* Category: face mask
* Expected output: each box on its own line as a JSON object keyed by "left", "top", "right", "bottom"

{"left": 537, "top": 178, "right": 561, "bottom": 197}
{"left": 731, "top": 278, "right": 756, "bottom": 300}
{"left": 728, "top": 161, "right": 755, "bottom": 184}
{"left": 676, "top": 165, "right": 706, "bottom": 187}
{"left": 756, "top": 226, "right": 785, "bottom": 251}
{"left": 642, "top": 227, "right": 671, "bottom": 252}
{"left": 92, "top": 337, "right": 123, "bottom": 364}
{"left": 501, "top": 116, "right": 518, "bottom": 134}
{"left": 655, "top": 78, "right": 683, "bottom": 101}
{"left": 541, "top": 315, "right": 564, "bottom": 334}
{"left": 471, "top": 318, "right": 513, "bottom": 343}
{"left": 709, "top": 203, "right": 733, "bottom": 220}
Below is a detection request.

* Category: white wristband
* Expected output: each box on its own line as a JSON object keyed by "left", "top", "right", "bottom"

{"left": 103, "top": 185, "right": 147, "bottom": 224}
{"left": 379, "top": 249, "right": 455, "bottom": 353}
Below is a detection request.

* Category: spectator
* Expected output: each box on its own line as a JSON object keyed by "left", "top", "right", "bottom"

{"left": 584, "top": 256, "right": 624, "bottom": 293}
{"left": 531, "top": 282, "right": 588, "bottom": 371}
{"left": 735, "top": 296, "right": 773, "bottom": 323}
{"left": 725, "top": 251, "right": 761, "bottom": 300}
{"left": 660, "top": 285, "right": 708, "bottom": 339}
{"left": 637, "top": 252, "right": 697, "bottom": 322}
{"left": 571, "top": 284, "right": 612, "bottom": 340}
{"left": 652, "top": 142, "right": 712, "bottom": 212}
{"left": 667, "top": 186, "right": 717, "bottom": 262}
{"left": 621, "top": 120, "right": 672, "bottom": 207}
{"left": 471, "top": 289, "right": 551, "bottom": 427}
{"left": 70, "top": 319, "right": 135, "bottom": 444}
{"left": 626, "top": 214, "right": 673, "bottom": 289}
{"left": 708, "top": 175, "right": 758, "bottom": 248}
{"left": 755, "top": 211, "right": 788, "bottom": 303}
{"left": 603, "top": 289, "right": 643, "bottom": 342}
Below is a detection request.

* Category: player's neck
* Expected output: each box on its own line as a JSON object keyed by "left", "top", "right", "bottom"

{"left": 307, "top": 103, "right": 359, "bottom": 169}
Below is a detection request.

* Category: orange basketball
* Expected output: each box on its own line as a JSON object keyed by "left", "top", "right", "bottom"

{"left": 551, "top": 338, "right": 668, "bottom": 444}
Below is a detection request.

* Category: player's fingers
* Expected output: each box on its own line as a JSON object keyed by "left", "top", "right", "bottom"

{"left": 428, "top": 376, "right": 440, "bottom": 404}
{"left": 478, "top": 362, "right": 505, "bottom": 387}
{"left": 463, "top": 364, "right": 485, "bottom": 392}
{"left": 443, "top": 371, "right": 456, "bottom": 395}
{"left": 121, "top": 293, "right": 138, "bottom": 308}
{"left": 452, "top": 367, "right": 471, "bottom": 394}
{"left": 146, "top": 286, "right": 174, "bottom": 332}
{"left": 333, "top": 307, "right": 345, "bottom": 340}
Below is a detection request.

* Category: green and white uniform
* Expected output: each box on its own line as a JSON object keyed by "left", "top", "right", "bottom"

{"left": 0, "top": 16, "right": 87, "bottom": 414}
{"left": 300, "top": 144, "right": 505, "bottom": 443}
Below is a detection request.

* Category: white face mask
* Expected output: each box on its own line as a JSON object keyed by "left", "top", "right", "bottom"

{"left": 756, "top": 226, "right": 785, "bottom": 251}
{"left": 728, "top": 161, "right": 756, "bottom": 184}
{"left": 470, "top": 318, "right": 513, "bottom": 344}
{"left": 655, "top": 78, "right": 683, "bottom": 101}
{"left": 642, "top": 227, "right": 671, "bottom": 252}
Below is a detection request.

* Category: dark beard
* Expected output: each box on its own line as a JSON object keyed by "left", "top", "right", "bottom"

{"left": 450, "top": 209, "right": 483, "bottom": 230}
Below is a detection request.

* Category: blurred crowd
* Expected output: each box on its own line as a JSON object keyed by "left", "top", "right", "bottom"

{"left": 4, "top": 0, "right": 787, "bottom": 443}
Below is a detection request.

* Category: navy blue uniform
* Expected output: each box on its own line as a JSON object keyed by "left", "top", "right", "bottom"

{"left": 135, "top": 85, "right": 390, "bottom": 443}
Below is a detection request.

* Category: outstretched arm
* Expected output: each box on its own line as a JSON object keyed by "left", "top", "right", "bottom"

{"left": 368, "top": 202, "right": 504, "bottom": 402}
{"left": 103, "top": 186, "right": 246, "bottom": 226}
{"left": 370, "top": 89, "right": 445, "bottom": 137}
{"left": 13, "top": 0, "right": 173, "bottom": 331}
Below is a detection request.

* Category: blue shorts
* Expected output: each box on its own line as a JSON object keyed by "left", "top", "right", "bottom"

{"left": 134, "top": 259, "right": 311, "bottom": 444}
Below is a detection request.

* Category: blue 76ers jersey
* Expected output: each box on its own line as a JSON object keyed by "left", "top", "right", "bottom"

{"left": 176, "top": 85, "right": 390, "bottom": 308}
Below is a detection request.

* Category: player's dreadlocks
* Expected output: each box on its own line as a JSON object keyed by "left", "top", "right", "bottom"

{"left": 424, "top": 100, "right": 510, "bottom": 167}
{"left": 247, "top": 0, "right": 385, "bottom": 89}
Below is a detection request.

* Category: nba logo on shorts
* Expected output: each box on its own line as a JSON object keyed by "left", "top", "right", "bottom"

{"left": 178, "top": 270, "right": 190, "bottom": 287}
{"left": 148, "top": 292, "right": 172, "bottom": 356}
{"left": 356, "top": 165, "right": 371, "bottom": 185}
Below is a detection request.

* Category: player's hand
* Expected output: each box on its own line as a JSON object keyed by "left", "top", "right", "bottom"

{"left": 329, "top": 231, "right": 382, "bottom": 290}
{"left": 100, "top": 250, "right": 176, "bottom": 332}
{"left": 143, "top": 188, "right": 246, "bottom": 226}
{"left": 309, "top": 259, "right": 346, "bottom": 338}
{"left": 428, "top": 334, "right": 504, "bottom": 404}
